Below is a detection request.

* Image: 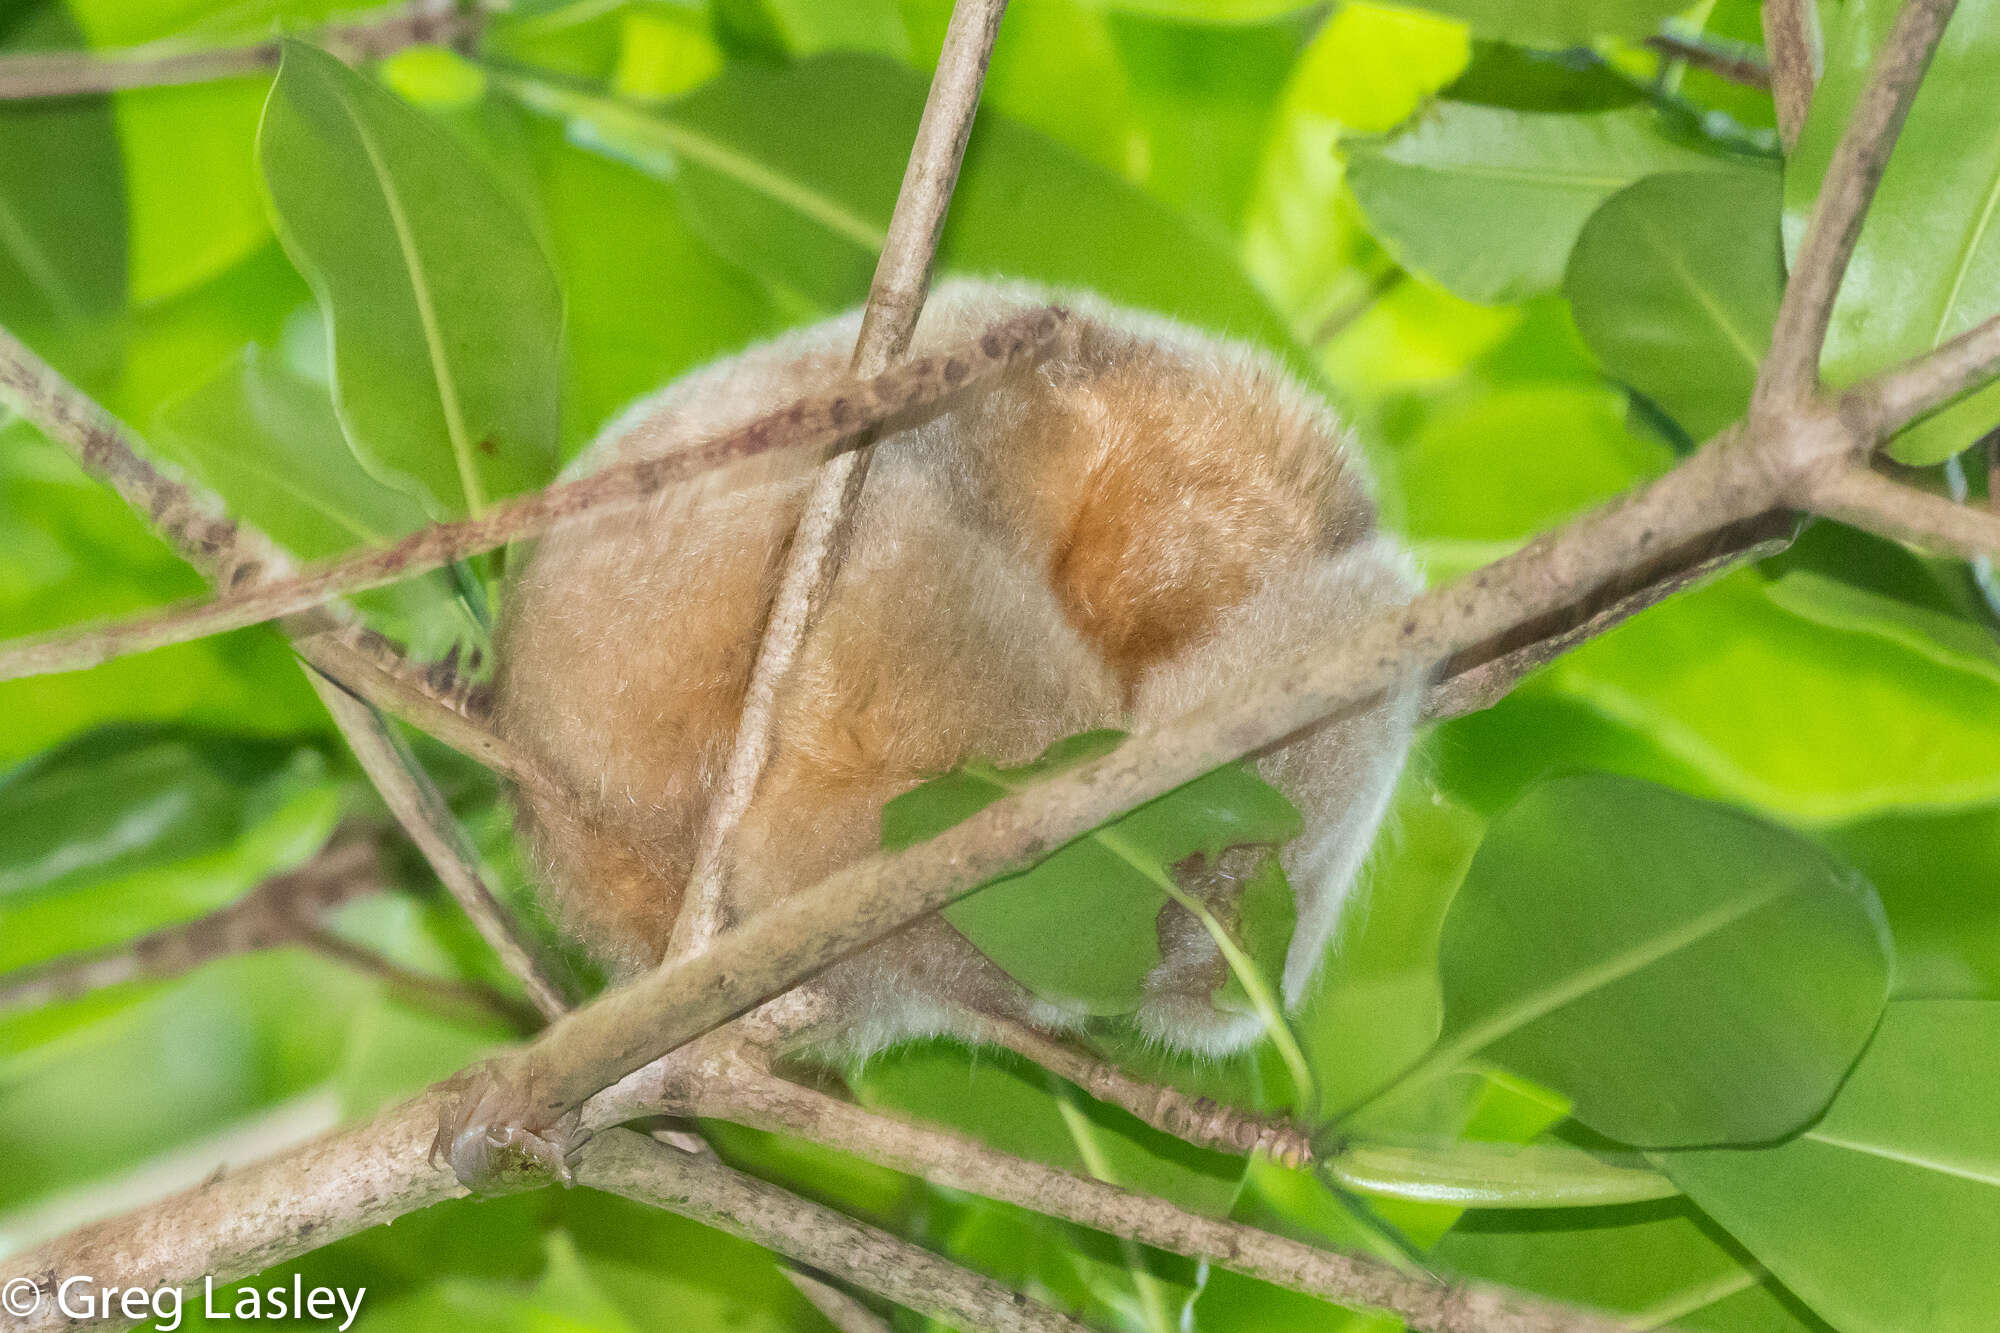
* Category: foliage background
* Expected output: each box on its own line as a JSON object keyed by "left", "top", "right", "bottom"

{"left": 2, "top": 0, "right": 1998, "bottom": 1329}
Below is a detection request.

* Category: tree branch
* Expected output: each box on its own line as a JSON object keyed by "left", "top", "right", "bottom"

{"left": 1754, "top": 0, "right": 1958, "bottom": 410}
{"left": 0, "top": 1, "right": 487, "bottom": 101}
{"left": 670, "top": 0, "right": 1011, "bottom": 956}
{"left": 579, "top": 1131, "right": 1090, "bottom": 1333}
{"left": 960, "top": 1011, "right": 1313, "bottom": 1168}
{"left": 1807, "top": 465, "right": 2000, "bottom": 558}
{"left": 306, "top": 678, "right": 573, "bottom": 1020}
{"left": 1644, "top": 33, "right": 1771, "bottom": 90}
{"left": 0, "top": 311, "right": 1064, "bottom": 686}
{"left": 1857, "top": 305, "right": 2000, "bottom": 429}
{"left": 0, "top": 828, "right": 382, "bottom": 1014}
{"left": 1423, "top": 511, "right": 1801, "bottom": 720}
{"left": 1762, "top": 0, "right": 1824, "bottom": 152}
{"left": 696, "top": 1069, "right": 1628, "bottom": 1333}
{"left": 295, "top": 924, "right": 542, "bottom": 1032}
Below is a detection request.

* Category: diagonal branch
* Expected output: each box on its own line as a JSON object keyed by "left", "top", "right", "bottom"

{"left": 579, "top": 1131, "right": 1089, "bottom": 1333}
{"left": 0, "top": 311, "right": 1063, "bottom": 685}
{"left": 1857, "top": 304, "right": 2000, "bottom": 429}
{"left": 1644, "top": 33, "right": 1771, "bottom": 89}
{"left": 1762, "top": 0, "right": 1824, "bottom": 151}
{"left": 1807, "top": 464, "right": 2000, "bottom": 558}
{"left": 1754, "top": 0, "right": 1958, "bottom": 410}
{"left": 0, "top": 1, "right": 488, "bottom": 101}
{"left": 670, "top": 0, "right": 1012, "bottom": 956}
{"left": 696, "top": 1067, "right": 1627, "bottom": 1333}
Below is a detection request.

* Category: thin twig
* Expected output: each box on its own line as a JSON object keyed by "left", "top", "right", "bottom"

{"left": 962, "top": 1011, "right": 1313, "bottom": 1168}
{"left": 0, "top": 312, "right": 1063, "bottom": 685}
{"left": 783, "top": 1272, "right": 895, "bottom": 1333}
{"left": 307, "top": 678, "right": 572, "bottom": 1020}
{"left": 1644, "top": 33, "right": 1771, "bottom": 89}
{"left": 1808, "top": 465, "right": 2000, "bottom": 558}
{"left": 1754, "top": 0, "right": 1958, "bottom": 410}
{"left": 1858, "top": 304, "right": 2000, "bottom": 429}
{"left": 1423, "top": 512, "right": 1800, "bottom": 720}
{"left": 1762, "top": 0, "right": 1824, "bottom": 152}
{"left": 670, "top": 0, "right": 1011, "bottom": 957}
{"left": 580, "top": 1131, "right": 1090, "bottom": 1333}
{"left": 697, "top": 1069, "right": 1627, "bottom": 1333}
{"left": 0, "top": 829, "right": 382, "bottom": 1013}
{"left": 0, "top": 1, "right": 488, "bottom": 101}
{"left": 296, "top": 925, "right": 542, "bottom": 1032}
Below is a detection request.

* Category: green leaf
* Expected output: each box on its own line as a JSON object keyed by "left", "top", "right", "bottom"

{"left": 1437, "top": 1200, "right": 1833, "bottom": 1331}
{"left": 882, "top": 731, "right": 1302, "bottom": 1015}
{"left": 1412, "top": 773, "right": 1891, "bottom": 1147}
{"left": 1787, "top": 0, "right": 2000, "bottom": 464}
{"left": 1551, "top": 571, "right": 2000, "bottom": 821}
{"left": 1666, "top": 1000, "right": 2000, "bottom": 1333}
{"left": 153, "top": 344, "right": 478, "bottom": 659}
{"left": 1401, "top": 0, "right": 1689, "bottom": 44}
{"left": 1565, "top": 167, "right": 1785, "bottom": 442}
{"left": 258, "top": 40, "right": 563, "bottom": 518}
{"left": 156, "top": 345, "right": 431, "bottom": 558}
{"left": 0, "top": 726, "right": 307, "bottom": 904}
{"left": 1346, "top": 104, "right": 1722, "bottom": 303}
{"left": 0, "top": 3, "right": 126, "bottom": 327}
{"left": 500, "top": 54, "right": 1298, "bottom": 356}
{"left": 1394, "top": 383, "right": 1671, "bottom": 546}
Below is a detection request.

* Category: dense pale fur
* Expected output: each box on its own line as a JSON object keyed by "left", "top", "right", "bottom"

{"left": 495, "top": 279, "right": 1422, "bottom": 1057}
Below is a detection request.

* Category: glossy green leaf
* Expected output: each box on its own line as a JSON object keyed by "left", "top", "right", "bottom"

{"left": 501, "top": 55, "right": 1298, "bottom": 356}
{"left": 0, "top": 3, "right": 126, "bottom": 326}
{"left": 258, "top": 41, "right": 562, "bottom": 518}
{"left": 0, "top": 727, "right": 341, "bottom": 980}
{"left": 1667, "top": 1001, "right": 2000, "bottom": 1333}
{"left": 1421, "top": 772, "right": 1891, "bottom": 1147}
{"left": 882, "top": 730, "right": 1302, "bottom": 1015}
{"left": 1403, "top": 0, "right": 1688, "bottom": 44}
{"left": 1346, "top": 104, "right": 1721, "bottom": 303}
{"left": 1565, "top": 168, "right": 1785, "bottom": 441}
{"left": 1438, "top": 1199, "right": 1833, "bottom": 1331}
{"left": 1552, "top": 571, "right": 2000, "bottom": 821}
{"left": 156, "top": 345, "right": 430, "bottom": 558}
{"left": 1787, "top": 0, "right": 2000, "bottom": 464}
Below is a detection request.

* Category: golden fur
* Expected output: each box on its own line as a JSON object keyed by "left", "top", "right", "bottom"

{"left": 494, "top": 279, "right": 1421, "bottom": 1056}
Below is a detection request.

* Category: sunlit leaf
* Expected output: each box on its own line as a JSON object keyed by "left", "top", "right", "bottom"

{"left": 258, "top": 41, "right": 562, "bottom": 517}
{"left": 501, "top": 54, "right": 1299, "bottom": 358}
{"left": 1551, "top": 572, "right": 2000, "bottom": 821}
